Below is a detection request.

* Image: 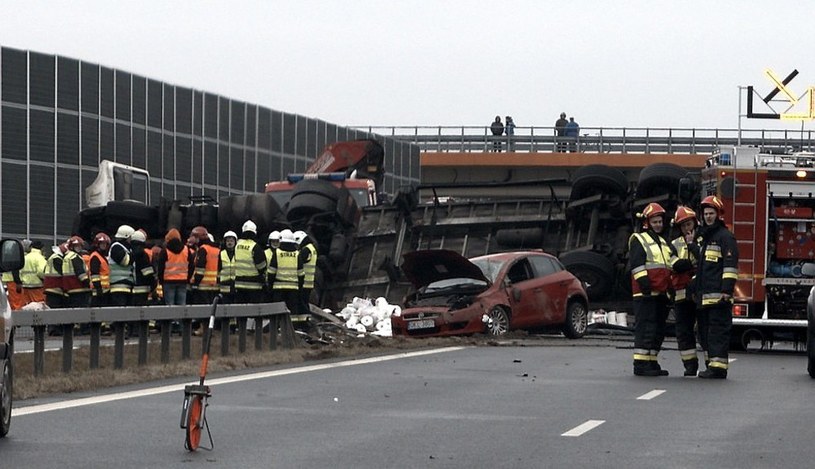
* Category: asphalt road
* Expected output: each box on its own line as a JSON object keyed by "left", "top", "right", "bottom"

{"left": 2, "top": 338, "right": 814, "bottom": 468}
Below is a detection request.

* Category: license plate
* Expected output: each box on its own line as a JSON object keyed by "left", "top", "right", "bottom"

{"left": 407, "top": 319, "right": 435, "bottom": 330}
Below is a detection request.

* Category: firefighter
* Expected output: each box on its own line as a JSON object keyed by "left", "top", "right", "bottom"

{"left": 88, "top": 232, "right": 111, "bottom": 307}
{"left": 269, "top": 229, "right": 304, "bottom": 338}
{"left": 670, "top": 206, "right": 700, "bottom": 376}
{"left": 157, "top": 228, "right": 193, "bottom": 305}
{"left": 692, "top": 195, "right": 739, "bottom": 379}
{"left": 108, "top": 225, "right": 135, "bottom": 307}
{"left": 20, "top": 240, "right": 47, "bottom": 306}
{"left": 265, "top": 231, "right": 281, "bottom": 302}
{"left": 295, "top": 230, "right": 317, "bottom": 316}
{"left": 129, "top": 229, "right": 156, "bottom": 306}
{"left": 234, "top": 220, "right": 267, "bottom": 304}
{"left": 62, "top": 235, "right": 91, "bottom": 308}
{"left": 2, "top": 241, "right": 24, "bottom": 310}
{"left": 190, "top": 226, "right": 220, "bottom": 306}
{"left": 218, "top": 231, "right": 238, "bottom": 304}
{"left": 44, "top": 242, "right": 67, "bottom": 309}
{"left": 629, "top": 202, "right": 678, "bottom": 377}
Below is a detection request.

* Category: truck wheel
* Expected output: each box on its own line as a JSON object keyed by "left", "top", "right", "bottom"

{"left": 559, "top": 251, "right": 616, "bottom": 301}
{"left": 287, "top": 194, "right": 337, "bottom": 222}
{"left": 291, "top": 179, "right": 341, "bottom": 202}
{"left": 635, "top": 163, "right": 689, "bottom": 199}
{"left": 570, "top": 165, "right": 629, "bottom": 201}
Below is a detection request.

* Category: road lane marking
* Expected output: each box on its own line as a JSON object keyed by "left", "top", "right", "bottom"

{"left": 14, "top": 346, "right": 467, "bottom": 416}
{"left": 561, "top": 420, "right": 605, "bottom": 437}
{"left": 636, "top": 389, "right": 666, "bottom": 400}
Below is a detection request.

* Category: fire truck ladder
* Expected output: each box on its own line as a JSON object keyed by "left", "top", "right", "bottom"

{"left": 728, "top": 154, "right": 758, "bottom": 300}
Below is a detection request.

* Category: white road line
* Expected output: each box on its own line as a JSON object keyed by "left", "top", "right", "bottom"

{"left": 636, "top": 389, "right": 666, "bottom": 400}
{"left": 561, "top": 419, "right": 605, "bottom": 437}
{"left": 14, "top": 346, "right": 467, "bottom": 416}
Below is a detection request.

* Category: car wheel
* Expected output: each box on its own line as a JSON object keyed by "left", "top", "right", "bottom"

{"left": 0, "top": 359, "right": 11, "bottom": 437}
{"left": 808, "top": 325, "right": 815, "bottom": 378}
{"left": 562, "top": 301, "right": 588, "bottom": 339}
{"left": 485, "top": 306, "right": 510, "bottom": 336}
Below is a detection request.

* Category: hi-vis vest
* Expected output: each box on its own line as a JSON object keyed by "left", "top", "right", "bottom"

{"left": 234, "top": 239, "right": 263, "bottom": 290}
{"left": 629, "top": 232, "right": 672, "bottom": 297}
{"left": 44, "top": 252, "right": 63, "bottom": 295}
{"left": 670, "top": 236, "right": 696, "bottom": 302}
{"left": 302, "top": 243, "right": 317, "bottom": 289}
{"left": 271, "top": 247, "right": 301, "bottom": 290}
{"left": 108, "top": 242, "right": 134, "bottom": 294}
{"left": 163, "top": 249, "right": 189, "bottom": 282}
{"left": 89, "top": 251, "right": 111, "bottom": 292}
{"left": 195, "top": 244, "right": 220, "bottom": 291}
{"left": 20, "top": 248, "right": 47, "bottom": 288}
{"left": 62, "top": 251, "right": 90, "bottom": 294}
{"left": 219, "top": 250, "right": 236, "bottom": 293}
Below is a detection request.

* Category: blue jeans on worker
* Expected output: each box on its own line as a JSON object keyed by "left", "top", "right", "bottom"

{"left": 163, "top": 283, "right": 188, "bottom": 305}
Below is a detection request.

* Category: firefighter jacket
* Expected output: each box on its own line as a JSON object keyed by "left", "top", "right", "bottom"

{"left": 20, "top": 248, "right": 47, "bottom": 288}
{"left": 131, "top": 244, "right": 156, "bottom": 294}
{"left": 691, "top": 220, "right": 739, "bottom": 307}
{"left": 628, "top": 230, "right": 676, "bottom": 298}
{"left": 44, "top": 251, "right": 64, "bottom": 296}
{"left": 89, "top": 250, "right": 111, "bottom": 294}
{"left": 62, "top": 250, "right": 90, "bottom": 294}
{"left": 234, "top": 238, "right": 266, "bottom": 291}
{"left": 268, "top": 243, "right": 304, "bottom": 290}
{"left": 193, "top": 244, "right": 220, "bottom": 292}
{"left": 301, "top": 242, "right": 317, "bottom": 289}
{"left": 218, "top": 248, "right": 236, "bottom": 293}
{"left": 108, "top": 241, "right": 134, "bottom": 293}
{"left": 670, "top": 236, "right": 697, "bottom": 302}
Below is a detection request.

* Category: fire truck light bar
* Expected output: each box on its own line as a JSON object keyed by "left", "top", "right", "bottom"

{"left": 287, "top": 172, "right": 347, "bottom": 183}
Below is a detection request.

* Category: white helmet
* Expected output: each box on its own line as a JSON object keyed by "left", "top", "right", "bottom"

{"left": 129, "top": 230, "right": 147, "bottom": 243}
{"left": 280, "top": 229, "right": 295, "bottom": 244}
{"left": 268, "top": 230, "right": 281, "bottom": 242}
{"left": 115, "top": 224, "right": 135, "bottom": 240}
{"left": 223, "top": 230, "right": 238, "bottom": 240}
{"left": 293, "top": 230, "right": 307, "bottom": 245}
{"left": 242, "top": 220, "right": 257, "bottom": 234}
{"left": 207, "top": 233, "right": 215, "bottom": 243}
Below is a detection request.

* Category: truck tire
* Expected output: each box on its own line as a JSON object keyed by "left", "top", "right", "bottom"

{"left": 559, "top": 251, "right": 616, "bottom": 301}
{"left": 636, "top": 163, "right": 689, "bottom": 199}
{"left": 287, "top": 193, "right": 337, "bottom": 222}
{"left": 570, "top": 164, "right": 629, "bottom": 201}
{"left": 291, "top": 179, "right": 341, "bottom": 202}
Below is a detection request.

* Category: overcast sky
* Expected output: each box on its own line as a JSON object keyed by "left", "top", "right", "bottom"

{"left": 2, "top": 1, "right": 814, "bottom": 132}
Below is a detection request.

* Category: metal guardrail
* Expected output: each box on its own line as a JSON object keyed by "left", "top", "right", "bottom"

{"left": 352, "top": 126, "right": 815, "bottom": 154}
{"left": 13, "top": 302, "right": 293, "bottom": 376}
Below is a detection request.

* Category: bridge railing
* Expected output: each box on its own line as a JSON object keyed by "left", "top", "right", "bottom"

{"left": 13, "top": 302, "right": 297, "bottom": 376}
{"left": 352, "top": 126, "right": 815, "bottom": 154}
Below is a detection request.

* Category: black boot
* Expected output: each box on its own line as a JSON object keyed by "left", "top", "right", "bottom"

{"left": 698, "top": 368, "right": 727, "bottom": 379}
{"left": 651, "top": 361, "right": 669, "bottom": 376}
{"left": 634, "top": 360, "right": 661, "bottom": 377}
{"left": 683, "top": 359, "right": 699, "bottom": 377}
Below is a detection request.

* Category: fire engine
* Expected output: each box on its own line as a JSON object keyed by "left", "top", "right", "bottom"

{"left": 702, "top": 145, "right": 815, "bottom": 348}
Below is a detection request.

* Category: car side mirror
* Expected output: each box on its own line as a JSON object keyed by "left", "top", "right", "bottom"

{"left": 512, "top": 287, "right": 522, "bottom": 302}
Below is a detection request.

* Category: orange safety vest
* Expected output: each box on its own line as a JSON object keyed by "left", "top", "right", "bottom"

{"left": 195, "top": 244, "right": 221, "bottom": 291}
{"left": 163, "top": 249, "right": 189, "bottom": 282}
{"left": 89, "top": 251, "right": 111, "bottom": 292}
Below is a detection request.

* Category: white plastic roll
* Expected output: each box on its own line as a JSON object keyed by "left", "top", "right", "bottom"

{"left": 355, "top": 323, "right": 367, "bottom": 333}
{"left": 360, "top": 315, "right": 375, "bottom": 328}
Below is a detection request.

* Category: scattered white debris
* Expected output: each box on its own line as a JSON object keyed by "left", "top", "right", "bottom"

{"left": 21, "top": 301, "right": 48, "bottom": 310}
{"left": 588, "top": 309, "right": 629, "bottom": 327}
{"left": 332, "top": 296, "right": 400, "bottom": 337}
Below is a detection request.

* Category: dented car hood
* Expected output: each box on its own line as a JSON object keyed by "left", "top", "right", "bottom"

{"left": 401, "top": 250, "right": 490, "bottom": 289}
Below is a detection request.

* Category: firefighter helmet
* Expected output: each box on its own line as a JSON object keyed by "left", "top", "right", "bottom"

{"left": 223, "top": 230, "right": 238, "bottom": 240}
{"left": 67, "top": 235, "right": 84, "bottom": 251}
{"left": 242, "top": 220, "right": 257, "bottom": 235}
{"left": 191, "top": 225, "right": 209, "bottom": 241}
{"left": 638, "top": 202, "right": 666, "bottom": 229}
{"left": 700, "top": 195, "right": 724, "bottom": 215}
{"left": 130, "top": 230, "right": 147, "bottom": 243}
{"left": 115, "top": 224, "right": 135, "bottom": 240}
{"left": 673, "top": 206, "right": 697, "bottom": 226}
{"left": 268, "top": 230, "right": 281, "bottom": 246}
{"left": 93, "top": 232, "right": 111, "bottom": 247}
{"left": 293, "top": 230, "right": 307, "bottom": 245}
{"left": 280, "top": 229, "right": 295, "bottom": 244}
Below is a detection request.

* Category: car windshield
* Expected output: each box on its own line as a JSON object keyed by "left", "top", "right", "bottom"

{"left": 424, "top": 277, "right": 487, "bottom": 292}
{"left": 470, "top": 257, "right": 506, "bottom": 283}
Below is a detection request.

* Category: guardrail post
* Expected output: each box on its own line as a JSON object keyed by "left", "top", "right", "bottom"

{"left": 269, "top": 315, "right": 278, "bottom": 350}
{"left": 220, "top": 319, "right": 230, "bottom": 356}
{"left": 137, "top": 321, "right": 149, "bottom": 365}
{"left": 89, "top": 323, "right": 101, "bottom": 369}
{"left": 62, "top": 324, "right": 73, "bottom": 373}
{"left": 181, "top": 320, "right": 191, "bottom": 359}
{"left": 253, "top": 316, "right": 263, "bottom": 350}
{"left": 33, "top": 325, "right": 45, "bottom": 376}
{"left": 113, "top": 323, "right": 125, "bottom": 369}
{"left": 160, "top": 320, "right": 171, "bottom": 363}
{"left": 237, "top": 317, "right": 247, "bottom": 353}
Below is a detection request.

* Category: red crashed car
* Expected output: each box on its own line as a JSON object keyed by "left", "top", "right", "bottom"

{"left": 392, "top": 250, "right": 589, "bottom": 338}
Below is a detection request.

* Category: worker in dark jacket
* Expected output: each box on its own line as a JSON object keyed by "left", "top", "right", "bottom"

{"left": 108, "top": 225, "right": 135, "bottom": 307}
{"left": 690, "top": 195, "right": 739, "bottom": 379}
{"left": 670, "top": 206, "right": 700, "bottom": 376}
{"left": 129, "top": 229, "right": 156, "bottom": 306}
{"left": 628, "top": 202, "right": 689, "bottom": 377}
{"left": 234, "top": 220, "right": 267, "bottom": 304}
{"left": 62, "top": 236, "right": 91, "bottom": 307}
{"left": 89, "top": 232, "right": 111, "bottom": 307}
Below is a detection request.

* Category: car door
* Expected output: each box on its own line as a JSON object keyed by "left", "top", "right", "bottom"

{"left": 528, "top": 255, "right": 568, "bottom": 324}
{"left": 504, "top": 257, "right": 546, "bottom": 328}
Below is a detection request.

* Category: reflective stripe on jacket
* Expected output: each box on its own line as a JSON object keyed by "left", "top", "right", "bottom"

{"left": 89, "top": 251, "right": 111, "bottom": 292}
{"left": 670, "top": 236, "right": 696, "bottom": 302}
{"left": 196, "top": 244, "right": 221, "bottom": 291}
{"left": 44, "top": 252, "right": 64, "bottom": 295}
{"left": 20, "top": 248, "right": 47, "bottom": 288}
{"left": 163, "top": 249, "right": 189, "bottom": 282}
{"left": 218, "top": 249, "right": 236, "bottom": 293}
{"left": 302, "top": 243, "right": 317, "bottom": 289}
{"left": 234, "top": 239, "right": 264, "bottom": 290}
{"left": 272, "top": 247, "right": 301, "bottom": 290}
{"left": 108, "top": 242, "right": 134, "bottom": 293}
{"left": 62, "top": 251, "right": 90, "bottom": 294}
{"left": 629, "top": 232, "right": 673, "bottom": 297}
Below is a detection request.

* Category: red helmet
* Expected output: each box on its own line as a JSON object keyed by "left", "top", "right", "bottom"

{"left": 673, "top": 206, "right": 697, "bottom": 226}
{"left": 700, "top": 195, "right": 724, "bottom": 215}
{"left": 93, "top": 232, "right": 111, "bottom": 247}
{"left": 191, "top": 226, "right": 209, "bottom": 241}
{"left": 639, "top": 202, "right": 666, "bottom": 229}
{"left": 67, "top": 235, "right": 84, "bottom": 250}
